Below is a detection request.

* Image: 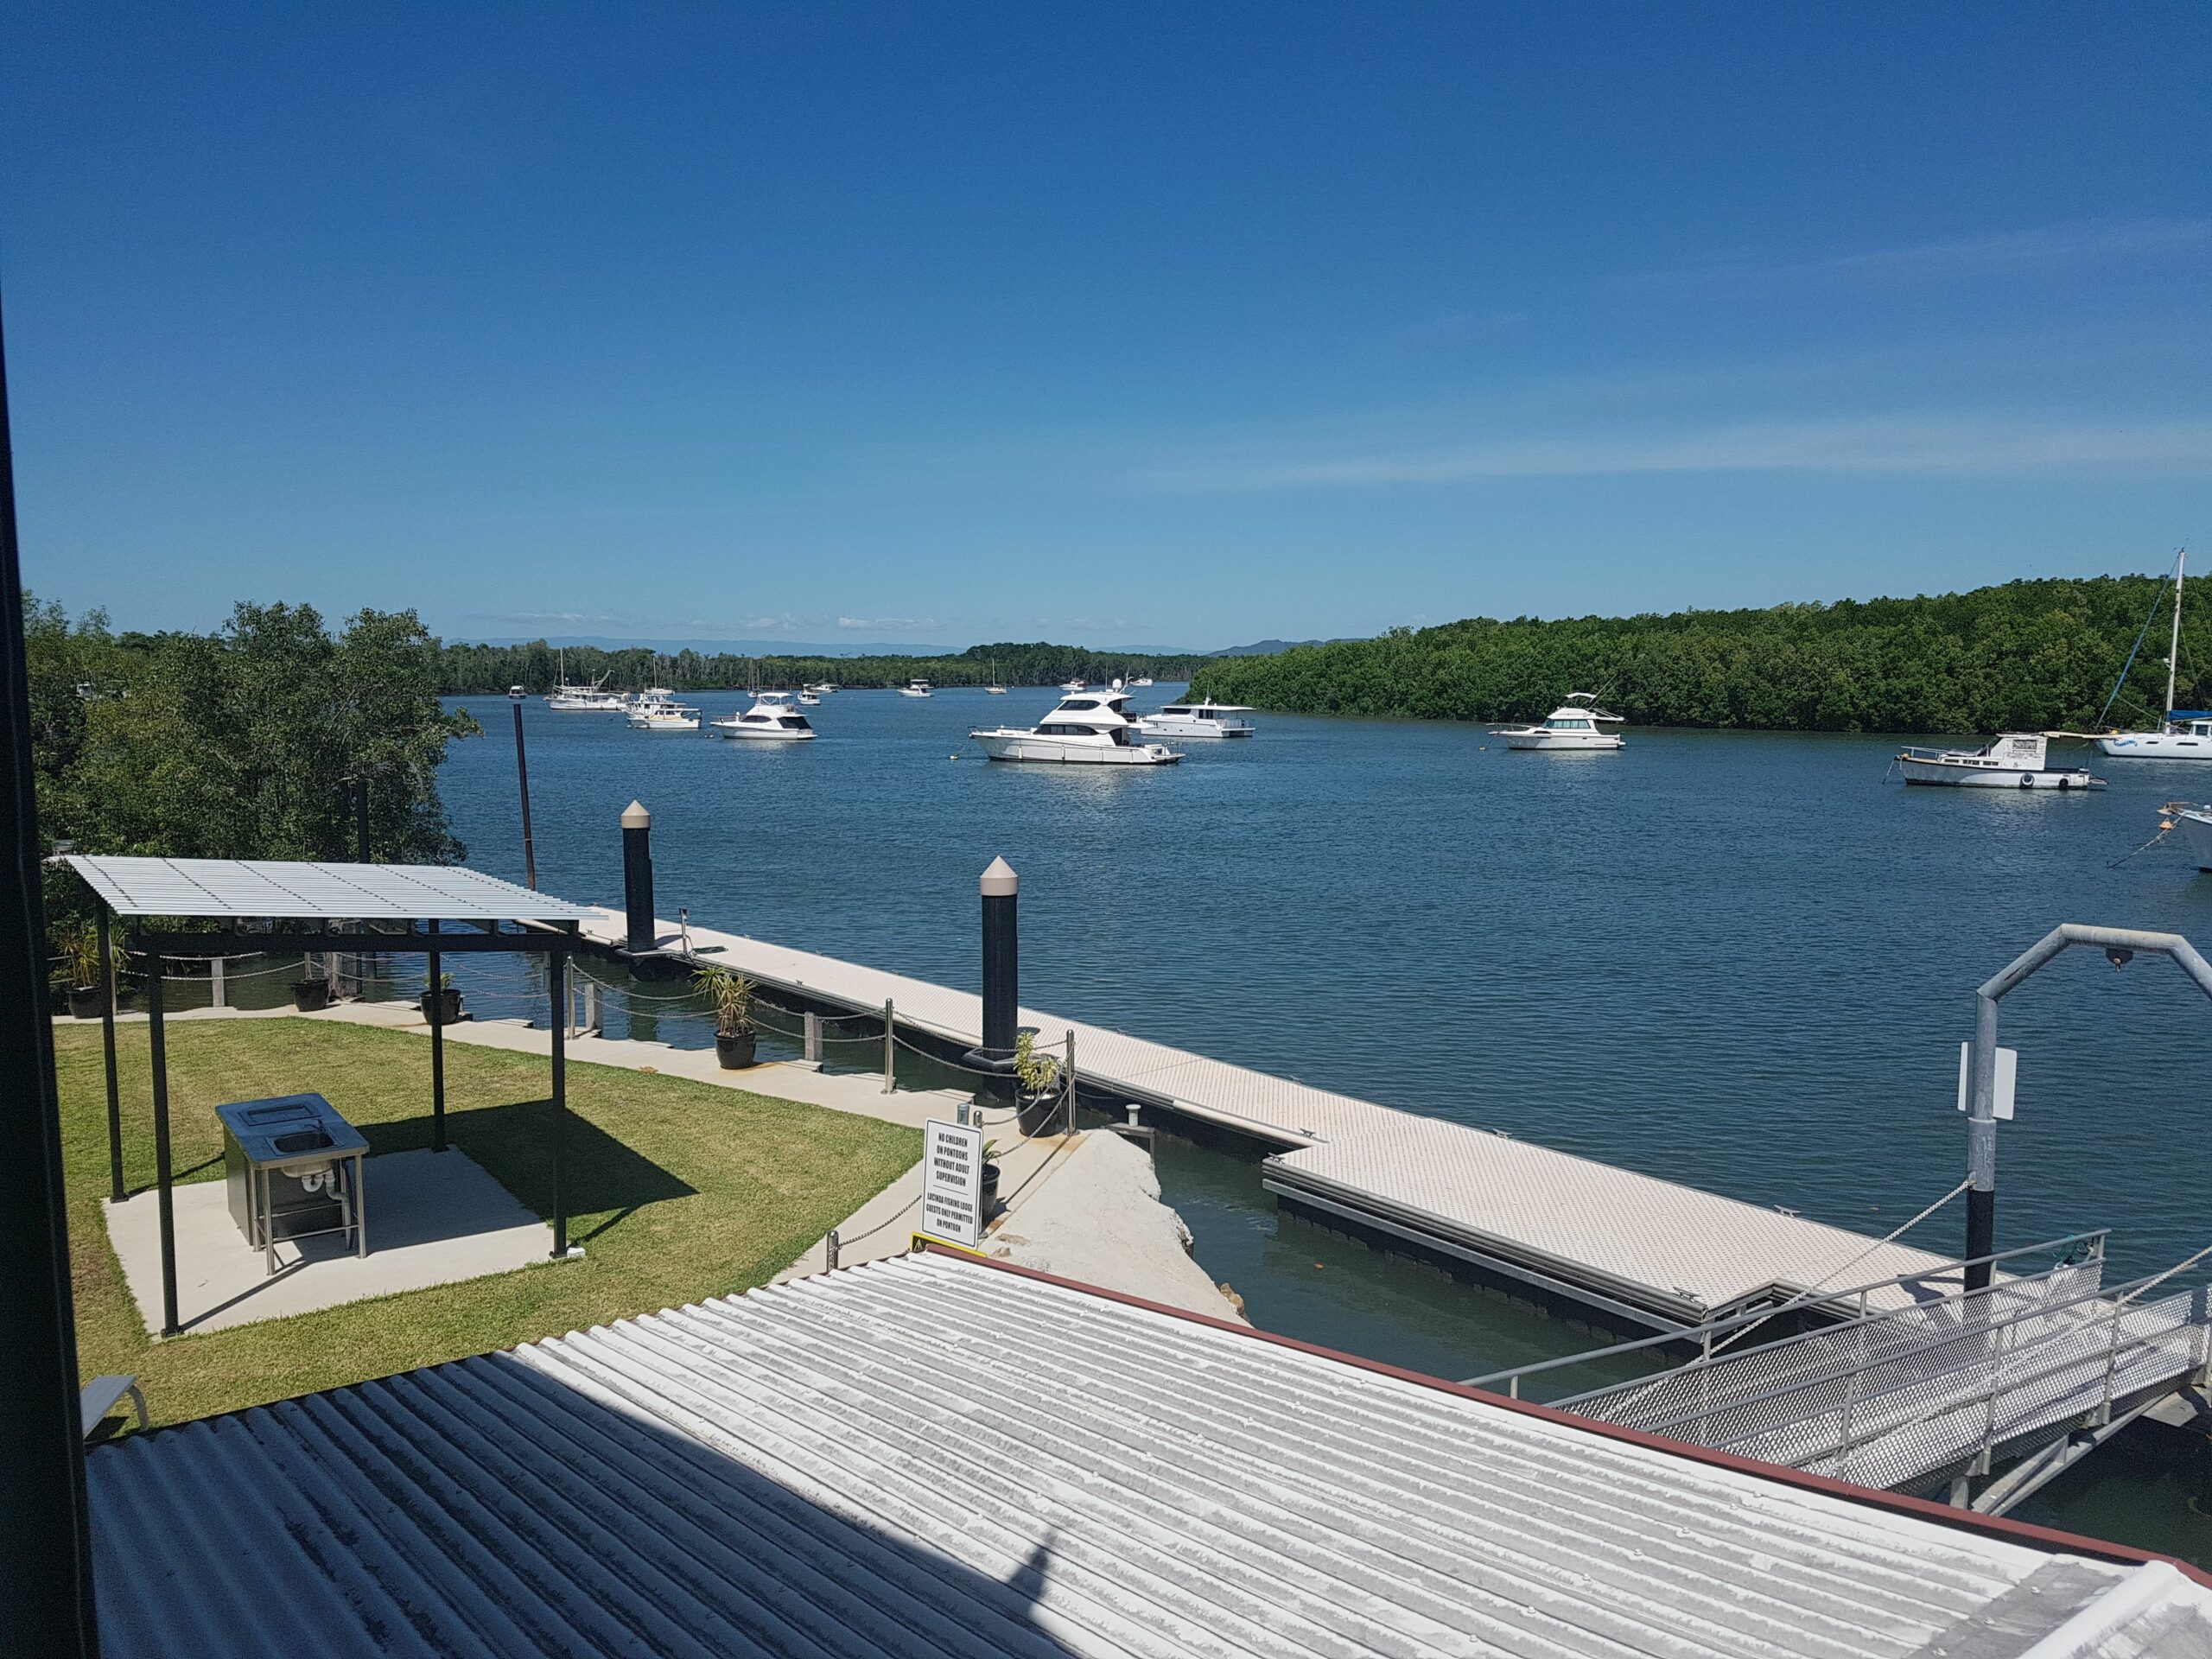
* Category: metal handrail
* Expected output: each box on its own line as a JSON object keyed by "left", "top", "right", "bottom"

{"left": 1460, "top": 1230, "right": 2107, "bottom": 1395}
{"left": 1572, "top": 1260, "right": 2204, "bottom": 1440}
{"left": 1555, "top": 1252, "right": 2104, "bottom": 1418}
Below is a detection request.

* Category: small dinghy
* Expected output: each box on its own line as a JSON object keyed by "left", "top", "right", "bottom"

{"left": 1893, "top": 732, "right": 2102, "bottom": 789}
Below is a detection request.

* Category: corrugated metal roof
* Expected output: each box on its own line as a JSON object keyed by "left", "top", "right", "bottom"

{"left": 86, "top": 1252, "right": 2212, "bottom": 1657}
{"left": 67, "top": 855, "right": 601, "bottom": 922}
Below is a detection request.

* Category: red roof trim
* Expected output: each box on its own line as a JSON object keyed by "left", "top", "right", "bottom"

{"left": 920, "top": 1240, "right": 2212, "bottom": 1587}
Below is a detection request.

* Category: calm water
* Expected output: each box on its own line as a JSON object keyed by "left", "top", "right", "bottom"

{"left": 437, "top": 687, "right": 2212, "bottom": 1553}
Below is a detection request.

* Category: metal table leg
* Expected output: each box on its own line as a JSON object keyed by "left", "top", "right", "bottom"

{"left": 353, "top": 1152, "right": 367, "bottom": 1257}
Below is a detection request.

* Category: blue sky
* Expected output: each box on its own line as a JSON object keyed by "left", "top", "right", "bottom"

{"left": 3, "top": 2, "right": 2206, "bottom": 650}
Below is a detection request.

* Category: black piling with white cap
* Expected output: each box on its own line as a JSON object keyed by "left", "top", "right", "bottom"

{"left": 622, "top": 800, "right": 655, "bottom": 953}
{"left": 974, "top": 856, "right": 1019, "bottom": 1111}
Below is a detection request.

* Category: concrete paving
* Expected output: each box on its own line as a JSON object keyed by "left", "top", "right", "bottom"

{"left": 88, "top": 1001, "right": 1241, "bottom": 1321}
{"left": 104, "top": 1147, "right": 552, "bottom": 1336}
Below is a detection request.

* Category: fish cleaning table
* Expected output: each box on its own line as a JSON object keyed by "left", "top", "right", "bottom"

{"left": 218, "top": 1094, "right": 368, "bottom": 1276}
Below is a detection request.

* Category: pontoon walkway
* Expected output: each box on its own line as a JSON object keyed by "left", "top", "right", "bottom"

{"left": 582, "top": 911, "right": 1954, "bottom": 1332}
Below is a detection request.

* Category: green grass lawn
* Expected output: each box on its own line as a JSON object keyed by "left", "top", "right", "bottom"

{"left": 54, "top": 1018, "right": 920, "bottom": 1429}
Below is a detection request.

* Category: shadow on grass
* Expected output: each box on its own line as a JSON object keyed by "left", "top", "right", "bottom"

{"left": 360, "top": 1098, "right": 696, "bottom": 1240}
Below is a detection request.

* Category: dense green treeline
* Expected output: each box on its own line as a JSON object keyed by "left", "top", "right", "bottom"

{"left": 438, "top": 639, "right": 1209, "bottom": 695}
{"left": 29, "top": 597, "right": 474, "bottom": 931}
{"left": 1186, "top": 575, "right": 2205, "bottom": 734}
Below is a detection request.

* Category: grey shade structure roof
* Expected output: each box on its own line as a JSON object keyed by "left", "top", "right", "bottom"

{"left": 86, "top": 1250, "right": 2212, "bottom": 1657}
{"left": 64, "top": 854, "right": 601, "bottom": 922}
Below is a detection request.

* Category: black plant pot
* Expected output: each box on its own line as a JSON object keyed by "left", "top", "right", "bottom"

{"left": 292, "top": 980, "right": 331, "bottom": 1013}
{"left": 981, "top": 1161, "right": 1002, "bottom": 1216}
{"left": 420, "top": 988, "right": 463, "bottom": 1025}
{"left": 715, "top": 1030, "right": 757, "bottom": 1069}
{"left": 66, "top": 985, "right": 103, "bottom": 1020}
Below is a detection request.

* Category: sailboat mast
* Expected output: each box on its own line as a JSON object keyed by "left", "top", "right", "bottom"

{"left": 2168, "top": 548, "right": 2186, "bottom": 719}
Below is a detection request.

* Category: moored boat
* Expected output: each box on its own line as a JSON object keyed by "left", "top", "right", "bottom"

{"left": 711, "top": 691, "right": 816, "bottom": 741}
{"left": 626, "top": 694, "right": 701, "bottom": 732}
{"left": 1894, "top": 732, "right": 2101, "bottom": 789}
{"left": 972, "top": 688, "right": 1180, "bottom": 765}
{"left": 1491, "top": 706, "right": 1626, "bottom": 751}
{"left": 2163, "top": 803, "right": 2212, "bottom": 868}
{"left": 2094, "top": 549, "right": 2212, "bottom": 760}
{"left": 1134, "top": 700, "right": 1256, "bottom": 739}
{"left": 899, "top": 679, "right": 933, "bottom": 698}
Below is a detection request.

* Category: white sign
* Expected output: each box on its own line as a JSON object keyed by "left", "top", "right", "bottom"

{"left": 1955, "top": 1043, "right": 2018, "bottom": 1121}
{"left": 920, "top": 1119, "right": 985, "bottom": 1248}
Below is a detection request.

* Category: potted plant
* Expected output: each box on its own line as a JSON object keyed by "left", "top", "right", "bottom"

{"left": 420, "top": 969, "right": 462, "bottom": 1026}
{"left": 979, "top": 1138, "right": 1002, "bottom": 1215}
{"left": 1013, "top": 1029, "right": 1063, "bottom": 1134}
{"left": 696, "top": 964, "right": 757, "bottom": 1068}
{"left": 57, "top": 922, "right": 105, "bottom": 1020}
{"left": 291, "top": 964, "right": 330, "bottom": 1012}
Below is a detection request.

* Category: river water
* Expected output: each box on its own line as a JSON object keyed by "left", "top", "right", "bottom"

{"left": 435, "top": 686, "right": 2212, "bottom": 1555}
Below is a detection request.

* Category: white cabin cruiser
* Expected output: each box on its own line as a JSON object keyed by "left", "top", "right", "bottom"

{"left": 1894, "top": 732, "right": 2102, "bottom": 789}
{"left": 626, "top": 695, "right": 701, "bottom": 732}
{"left": 972, "top": 689, "right": 1181, "bottom": 765}
{"left": 712, "top": 692, "right": 816, "bottom": 741}
{"left": 796, "top": 690, "right": 821, "bottom": 707}
{"left": 899, "top": 679, "right": 933, "bottom": 698}
{"left": 1060, "top": 678, "right": 1087, "bottom": 692}
{"left": 1135, "top": 700, "right": 1256, "bottom": 739}
{"left": 1491, "top": 706, "right": 1625, "bottom": 751}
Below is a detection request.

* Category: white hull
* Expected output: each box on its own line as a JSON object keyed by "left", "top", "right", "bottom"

{"left": 718, "top": 727, "right": 815, "bottom": 741}
{"left": 2178, "top": 810, "right": 2212, "bottom": 869}
{"left": 899, "top": 690, "right": 931, "bottom": 698}
{"left": 1896, "top": 756, "right": 2096, "bottom": 788}
{"left": 1134, "top": 719, "right": 1254, "bottom": 739}
{"left": 971, "top": 729, "right": 1179, "bottom": 765}
{"left": 1502, "top": 732, "right": 1624, "bottom": 751}
{"left": 2095, "top": 731, "right": 2212, "bottom": 759}
{"left": 630, "top": 716, "right": 700, "bottom": 731}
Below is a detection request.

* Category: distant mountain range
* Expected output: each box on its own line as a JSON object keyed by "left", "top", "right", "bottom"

{"left": 1206, "top": 638, "right": 1360, "bottom": 657}
{"left": 457, "top": 632, "right": 1363, "bottom": 658}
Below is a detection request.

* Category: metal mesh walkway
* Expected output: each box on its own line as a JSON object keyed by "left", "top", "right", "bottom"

{"left": 1560, "top": 1258, "right": 2210, "bottom": 1495}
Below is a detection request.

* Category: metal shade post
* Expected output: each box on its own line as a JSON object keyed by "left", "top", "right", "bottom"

{"left": 99, "top": 906, "right": 122, "bottom": 1203}
{"left": 148, "top": 956, "right": 179, "bottom": 1337}
{"left": 428, "top": 918, "right": 446, "bottom": 1154}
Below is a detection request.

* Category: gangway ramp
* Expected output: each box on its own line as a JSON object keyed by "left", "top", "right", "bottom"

{"left": 1554, "top": 1253, "right": 2212, "bottom": 1503}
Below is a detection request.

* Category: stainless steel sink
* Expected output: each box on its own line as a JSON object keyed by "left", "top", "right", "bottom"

{"left": 272, "top": 1129, "right": 333, "bottom": 1154}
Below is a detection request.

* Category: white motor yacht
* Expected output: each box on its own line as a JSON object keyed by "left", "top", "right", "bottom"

{"left": 972, "top": 689, "right": 1181, "bottom": 765}
{"left": 2094, "top": 550, "right": 2212, "bottom": 760}
{"left": 626, "top": 694, "right": 701, "bottom": 732}
{"left": 1134, "top": 700, "right": 1256, "bottom": 739}
{"left": 712, "top": 691, "right": 816, "bottom": 741}
{"left": 1893, "top": 732, "right": 2101, "bottom": 789}
{"left": 1060, "top": 677, "right": 1087, "bottom": 692}
{"left": 2163, "top": 803, "right": 2212, "bottom": 868}
{"left": 899, "top": 679, "right": 933, "bottom": 698}
{"left": 797, "top": 690, "right": 821, "bottom": 707}
{"left": 1130, "top": 677, "right": 1154, "bottom": 687}
{"left": 1491, "top": 706, "right": 1626, "bottom": 751}
{"left": 544, "top": 654, "right": 628, "bottom": 712}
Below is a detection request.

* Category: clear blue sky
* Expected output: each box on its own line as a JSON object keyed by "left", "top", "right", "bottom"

{"left": 3, "top": 3, "right": 2206, "bottom": 650}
